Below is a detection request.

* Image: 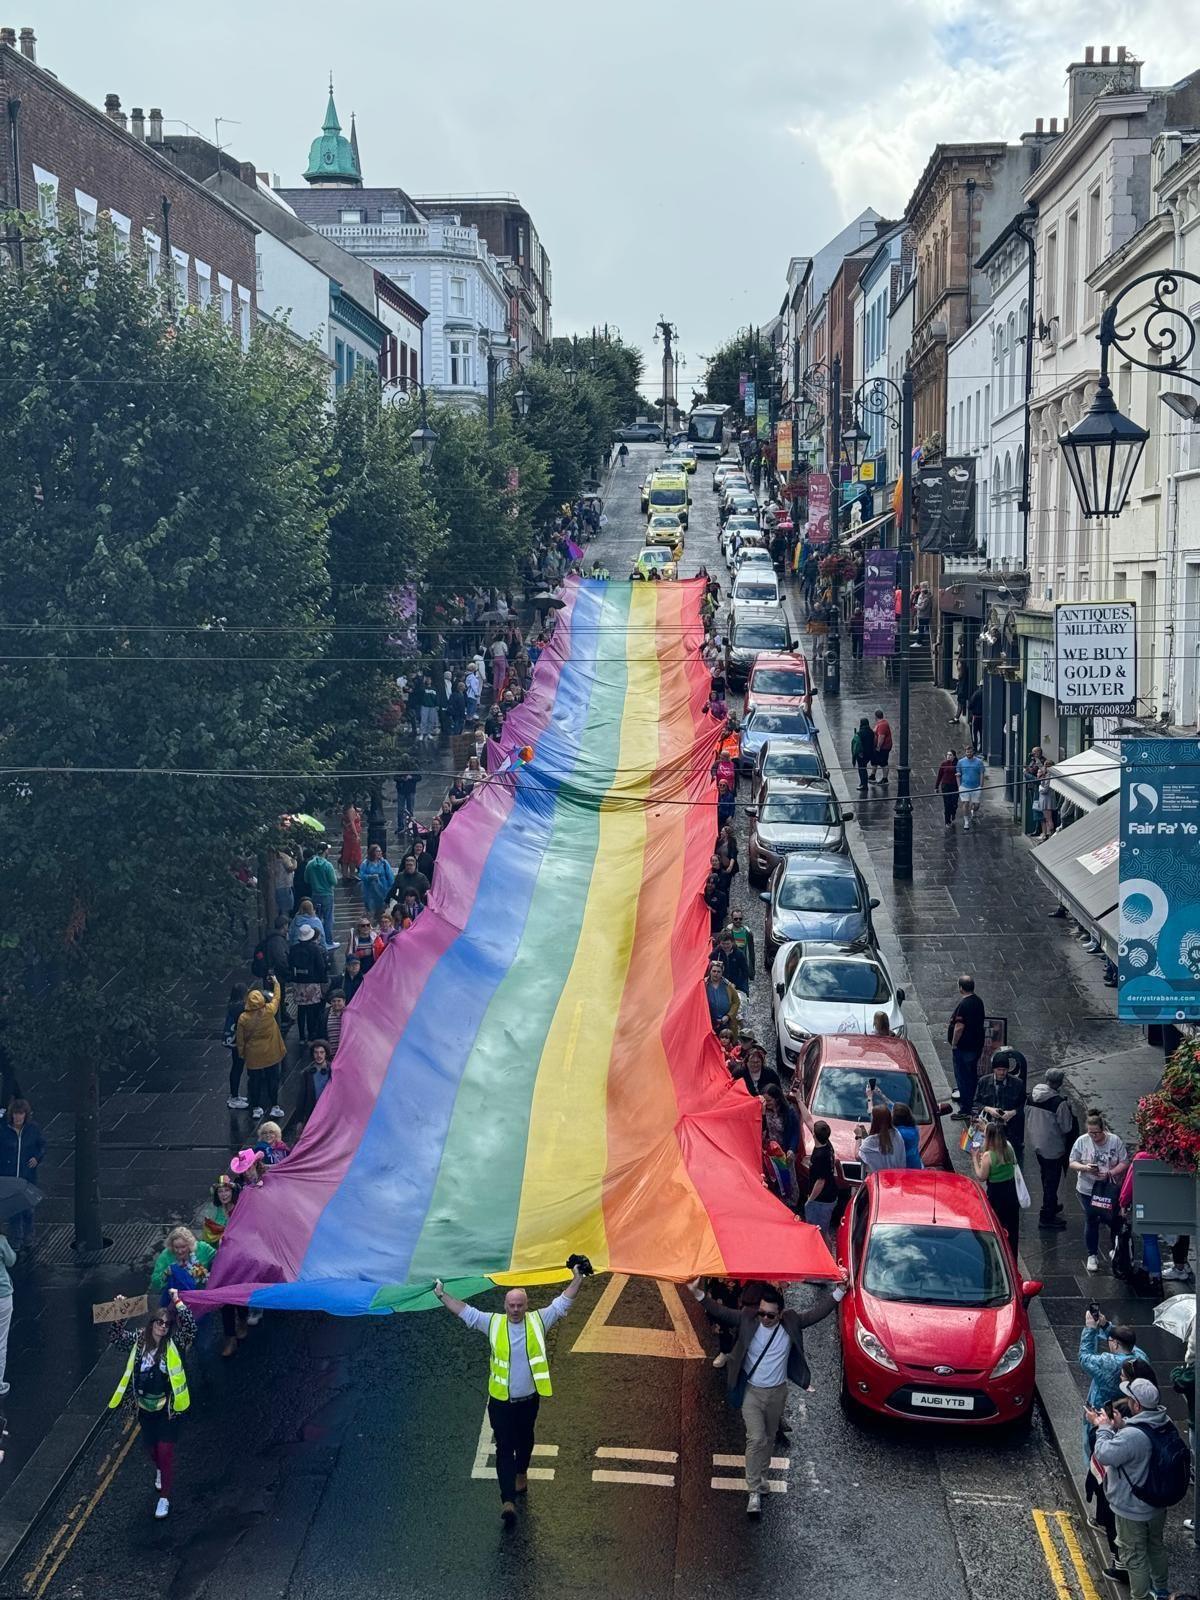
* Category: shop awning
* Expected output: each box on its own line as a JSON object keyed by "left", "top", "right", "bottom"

{"left": 842, "top": 509, "right": 895, "bottom": 549}
{"left": 1032, "top": 797, "right": 1119, "bottom": 936}
{"left": 1097, "top": 909, "right": 1119, "bottom": 961}
{"left": 1048, "top": 745, "right": 1121, "bottom": 811}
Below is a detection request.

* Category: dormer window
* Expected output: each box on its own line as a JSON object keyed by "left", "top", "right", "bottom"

{"left": 340, "top": 208, "right": 364, "bottom": 225}
{"left": 381, "top": 209, "right": 406, "bottom": 225}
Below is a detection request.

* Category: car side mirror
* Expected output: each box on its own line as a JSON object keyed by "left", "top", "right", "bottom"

{"left": 868, "top": 898, "right": 880, "bottom": 909}
{"left": 896, "top": 988, "right": 906, "bottom": 1003}
{"left": 1021, "top": 1280, "right": 1043, "bottom": 1305}
{"left": 937, "top": 1101, "right": 953, "bottom": 1117}
{"left": 775, "top": 982, "right": 785, "bottom": 998}
{"left": 759, "top": 892, "right": 771, "bottom": 905}
{"left": 744, "top": 805, "right": 758, "bottom": 816}
{"left": 841, "top": 809, "right": 854, "bottom": 821}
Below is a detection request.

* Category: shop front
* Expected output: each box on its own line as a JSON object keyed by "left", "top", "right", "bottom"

{"left": 939, "top": 580, "right": 987, "bottom": 751}
{"left": 980, "top": 605, "right": 1023, "bottom": 807}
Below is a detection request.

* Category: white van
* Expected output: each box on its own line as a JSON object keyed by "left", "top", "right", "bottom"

{"left": 731, "top": 569, "right": 782, "bottom": 607}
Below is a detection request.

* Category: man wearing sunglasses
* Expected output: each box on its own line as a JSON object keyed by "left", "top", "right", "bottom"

{"left": 688, "top": 1276, "right": 846, "bottom": 1517}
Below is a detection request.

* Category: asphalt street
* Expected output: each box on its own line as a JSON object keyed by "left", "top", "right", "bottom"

{"left": 12, "top": 443, "right": 1101, "bottom": 1600}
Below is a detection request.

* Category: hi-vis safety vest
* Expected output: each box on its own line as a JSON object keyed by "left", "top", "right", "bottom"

{"left": 488, "top": 1311, "right": 552, "bottom": 1400}
{"left": 109, "top": 1339, "right": 191, "bottom": 1413}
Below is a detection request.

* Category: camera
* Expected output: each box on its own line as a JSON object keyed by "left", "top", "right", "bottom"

{"left": 566, "top": 1253, "right": 595, "bottom": 1277}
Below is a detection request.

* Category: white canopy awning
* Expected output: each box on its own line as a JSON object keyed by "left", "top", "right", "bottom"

{"left": 1048, "top": 745, "right": 1121, "bottom": 812}
{"left": 841, "top": 509, "right": 895, "bottom": 549}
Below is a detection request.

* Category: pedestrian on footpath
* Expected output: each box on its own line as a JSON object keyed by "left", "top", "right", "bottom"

{"left": 304, "top": 841, "right": 339, "bottom": 951}
{"left": 713, "top": 931, "right": 750, "bottom": 995}
{"left": 433, "top": 1260, "right": 587, "bottom": 1526}
{"left": 706, "top": 960, "right": 741, "bottom": 1038}
{"left": 360, "top": 843, "right": 395, "bottom": 919}
{"left": 971, "top": 1120, "right": 1021, "bottom": 1254}
{"left": 851, "top": 717, "right": 875, "bottom": 796}
{"left": 109, "top": 1287, "right": 195, "bottom": 1519}
{"left": 728, "top": 909, "right": 755, "bottom": 981}
{"left": 267, "top": 845, "right": 297, "bottom": 920}
{"left": 936, "top": 748, "right": 959, "bottom": 828}
{"left": 1086, "top": 1377, "right": 1187, "bottom": 1600}
{"left": 956, "top": 747, "right": 985, "bottom": 830}
{"left": 869, "top": 709, "right": 892, "bottom": 785}
{"left": 0, "top": 1100, "right": 45, "bottom": 1252}
{"left": 1027, "top": 1067, "right": 1077, "bottom": 1230}
{"left": 947, "top": 975, "right": 986, "bottom": 1120}
{"left": 1070, "top": 1110, "right": 1130, "bottom": 1274}
{"left": 971, "top": 1048, "right": 1027, "bottom": 1163}
{"left": 235, "top": 977, "right": 287, "bottom": 1121}
{"left": 949, "top": 658, "right": 969, "bottom": 725}
{"left": 687, "top": 1277, "right": 845, "bottom": 1517}
{"left": 0, "top": 1222, "right": 15, "bottom": 1396}
{"left": 288, "top": 924, "right": 328, "bottom": 1045}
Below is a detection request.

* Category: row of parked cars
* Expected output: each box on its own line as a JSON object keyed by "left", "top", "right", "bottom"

{"left": 721, "top": 554, "right": 1041, "bottom": 1429}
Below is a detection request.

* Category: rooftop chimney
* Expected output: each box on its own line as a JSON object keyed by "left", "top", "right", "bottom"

{"left": 0, "top": 27, "right": 15, "bottom": 47}
{"left": 1035, "top": 116, "right": 1044, "bottom": 133}
{"left": 1050, "top": 117, "right": 1058, "bottom": 133}
{"left": 1067, "top": 45, "right": 1141, "bottom": 124}
{"left": 130, "top": 106, "right": 144, "bottom": 140}
{"left": 148, "top": 107, "right": 162, "bottom": 143}
{"left": 17, "top": 25, "right": 34, "bottom": 60}
{"left": 104, "top": 92, "right": 121, "bottom": 123}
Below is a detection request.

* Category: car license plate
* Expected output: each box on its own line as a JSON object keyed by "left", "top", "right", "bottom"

{"left": 911, "top": 1391, "right": 974, "bottom": 1412}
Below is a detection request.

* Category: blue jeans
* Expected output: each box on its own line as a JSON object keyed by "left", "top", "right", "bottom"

{"left": 274, "top": 885, "right": 294, "bottom": 920}
{"left": 953, "top": 1048, "right": 980, "bottom": 1111}
{"left": 311, "top": 892, "right": 335, "bottom": 949}
{"left": 804, "top": 1198, "right": 836, "bottom": 1244}
{"left": 1081, "top": 1194, "right": 1119, "bottom": 1257}
{"left": 8, "top": 1208, "right": 34, "bottom": 1249}
{"left": 1141, "top": 1232, "right": 1163, "bottom": 1276}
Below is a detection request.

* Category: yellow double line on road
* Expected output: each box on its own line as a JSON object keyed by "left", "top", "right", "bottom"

{"left": 1033, "top": 1509, "right": 1102, "bottom": 1600}
{"left": 21, "top": 1417, "right": 137, "bottom": 1599}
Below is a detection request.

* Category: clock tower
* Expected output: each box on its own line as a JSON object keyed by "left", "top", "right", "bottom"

{"left": 302, "top": 77, "right": 363, "bottom": 187}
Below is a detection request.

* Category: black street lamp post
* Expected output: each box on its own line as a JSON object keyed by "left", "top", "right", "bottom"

{"left": 851, "top": 372, "right": 913, "bottom": 879}
{"left": 825, "top": 354, "right": 843, "bottom": 697}
{"left": 1059, "top": 269, "right": 1200, "bottom": 519}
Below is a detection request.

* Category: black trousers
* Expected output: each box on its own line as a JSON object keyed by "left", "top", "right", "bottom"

{"left": 1036, "top": 1152, "right": 1063, "bottom": 1221}
{"left": 488, "top": 1395, "right": 540, "bottom": 1503}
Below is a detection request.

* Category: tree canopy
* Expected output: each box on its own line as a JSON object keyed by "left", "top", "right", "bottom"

{"left": 702, "top": 330, "right": 772, "bottom": 409}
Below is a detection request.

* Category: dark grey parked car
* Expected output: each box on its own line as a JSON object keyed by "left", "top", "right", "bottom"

{"left": 761, "top": 852, "right": 879, "bottom": 966}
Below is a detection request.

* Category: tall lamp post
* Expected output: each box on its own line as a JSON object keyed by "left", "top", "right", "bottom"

{"left": 654, "top": 316, "right": 678, "bottom": 445}
{"left": 849, "top": 373, "right": 913, "bottom": 879}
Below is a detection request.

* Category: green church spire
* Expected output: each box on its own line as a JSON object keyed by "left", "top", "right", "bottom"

{"left": 303, "top": 76, "right": 362, "bottom": 186}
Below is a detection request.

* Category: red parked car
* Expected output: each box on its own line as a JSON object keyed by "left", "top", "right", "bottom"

{"left": 792, "top": 1035, "right": 953, "bottom": 1187}
{"left": 746, "top": 651, "right": 813, "bottom": 717}
{"left": 836, "top": 1171, "right": 1041, "bottom": 1426}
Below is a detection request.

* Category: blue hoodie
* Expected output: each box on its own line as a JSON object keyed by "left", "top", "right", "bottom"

{"left": 1079, "top": 1323, "right": 1149, "bottom": 1408}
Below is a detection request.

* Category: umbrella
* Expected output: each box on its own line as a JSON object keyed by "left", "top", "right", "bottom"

{"left": 532, "top": 594, "right": 566, "bottom": 610}
{"left": 289, "top": 813, "right": 325, "bottom": 833}
{"left": 1154, "top": 1293, "right": 1196, "bottom": 1342}
{"left": 0, "top": 1178, "right": 42, "bottom": 1222}
{"left": 476, "top": 608, "right": 506, "bottom": 625}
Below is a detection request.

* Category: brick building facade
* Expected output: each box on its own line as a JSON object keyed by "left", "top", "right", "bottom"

{"left": 0, "top": 30, "right": 256, "bottom": 337}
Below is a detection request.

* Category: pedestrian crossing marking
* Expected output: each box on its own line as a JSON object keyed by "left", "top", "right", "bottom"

{"left": 593, "top": 1469, "right": 676, "bottom": 1487}
{"left": 711, "top": 1477, "right": 788, "bottom": 1493}
{"left": 712, "top": 1454, "right": 789, "bottom": 1470}
{"left": 570, "top": 1272, "right": 705, "bottom": 1360}
{"left": 595, "top": 1447, "right": 678, "bottom": 1463}
{"left": 468, "top": 1405, "right": 558, "bottom": 1483}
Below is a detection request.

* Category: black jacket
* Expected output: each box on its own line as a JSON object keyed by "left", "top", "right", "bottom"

{"left": 972, "top": 1072, "right": 1026, "bottom": 1139}
{"left": 700, "top": 1293, "right": 840, "bottom": 1392}
{"left": 288, "top": 941, "right": 329, "bottom": 985}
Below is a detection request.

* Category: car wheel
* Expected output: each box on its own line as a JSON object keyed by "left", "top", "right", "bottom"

{"left": 774, "top": 1036, "right": 786, "bottom": 1076}
{"left": 748, "top": 864, "right": 765, "bottom": 890}
{"left": 839, "top": 1370, "right": 868, "bottom": 1425}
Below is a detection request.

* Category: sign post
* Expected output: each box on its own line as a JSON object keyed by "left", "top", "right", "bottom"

{"left": 1054, "top": 602, "right": 1136, "bottom": 718}
{"left": 776, "top": 421, "right": 793, "bottom": 477}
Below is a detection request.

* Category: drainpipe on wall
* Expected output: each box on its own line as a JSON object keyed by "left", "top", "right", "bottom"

{"left": 1011, "top": 210, "right": 1038, "bottom": 570}
{"left": 6, "top": 95, "right": 22, "bottom": 270}
{"left": 964, "top": 180, "right": 976, "bottom": 327}
{"left": 1162, "top": 193, "right": 1184, "bottom": 725}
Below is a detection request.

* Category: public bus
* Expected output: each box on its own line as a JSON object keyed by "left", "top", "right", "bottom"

{"left": 687, "top": 402, "right": 731, "bottom": 459}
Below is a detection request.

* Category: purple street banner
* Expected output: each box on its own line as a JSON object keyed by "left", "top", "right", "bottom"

{"left": 739, "top": 371, "right": 748, "bottom": 399}
{"left": 807, "top": 471, "right": 832, "bottom": 545}
{"left": 863, "top": 547, "right": 897, "bottom": 659}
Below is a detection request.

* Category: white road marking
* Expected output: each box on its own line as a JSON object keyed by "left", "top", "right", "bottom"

{"left": 592, "top": 1469, "right": 676, "bottom": 1488}
{"left": 712, "top": 1454, "right": 790, "bottom": 1470}
{"left": 469, "top": 1404, "right": 557, "bottom": 1482}
{"left": 595, "top": 1447, "right": 678, "bottom": 1463}
{"left": 711, "top": 1477, "right": 788, "bottom": 1494}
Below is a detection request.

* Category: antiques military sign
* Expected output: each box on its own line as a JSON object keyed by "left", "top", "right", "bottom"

{"left": 1054, "top": 602, "right": 1136, "bottom": 717}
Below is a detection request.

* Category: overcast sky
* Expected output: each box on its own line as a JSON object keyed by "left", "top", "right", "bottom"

{"left": 24, "top": 0, "right": 1200, "bottom": 401}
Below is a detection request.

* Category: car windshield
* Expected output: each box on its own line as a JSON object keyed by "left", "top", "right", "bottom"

{"left": 793, "top": 959, "right": 888, "bottom": 1002}
{"left": 749, "top": 711, "right": 811, "bottom": 737}
{"left": 764, "top": 749, "right": 824, "bottom": 780}
{"left": 812, "top": 1068, "right": 931, "bottom": 1121}
{"left": 735, "top": 623, "right": 790, "bottom": 650}
{"left": 735, "top": 582, "right": 779, "bottom": 603}
{"left": 650, "top": 517, "right": 678, "bottom": 528}
{"left": 730, "top": 496, "right": 757, "bottom": 509}
{"left": 640, "top": 549, "right": 670, "bottom": 564}
{"left": 740, "top": 551, "right": 772, "bottom": 565}
{"left": 761, "top": 793, "right": 836, "bottom": 826}
{"left": 776, "top": 875, "right": 861, "bottom": 912}
{"left": 752, "top": 669, "right": 808, "bottom": 694}
{"left": 863, "top": 1224, "right": 1011, "bottom": 1308}
{"left": 651, "top": 488, "right": 686, "bottom": 507}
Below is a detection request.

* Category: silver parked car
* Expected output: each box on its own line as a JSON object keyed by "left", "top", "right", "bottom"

{"left": 746, "top": 779, "right": 849, "bottom": 884}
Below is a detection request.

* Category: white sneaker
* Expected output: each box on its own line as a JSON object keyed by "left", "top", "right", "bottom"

{"left": 155, "top": 1469, "right": 162, "bottom": 1490}
{"left": 246, "top": 1309, "right": 263, "bottom": 1326}
{"left": 1162, "top": 1264, "right": 1192, "bottom": 1282}
{"left": 269, "top": 1105, "right": 286, "bottom": 1119}
{"left": 155, "top": 1497, "right": 170, "bottom": 1519}
{"left": 712, "top": 1352, "right": 728, "bottom": 1369}
{"left": 227, "top": 1096, "right": 249, "bottom": 1110}
{"left": 251, "top": 1106, "right": 264, "bottom": 1119}
{"left": 963, "top": 820, "right": 971, "bottom": 831}
{"left": 746, "top": 1491, "right": 761, "bottom": 1517}
{"left": 1086, "top": 1254, "right": 1100, "bottom": 1273}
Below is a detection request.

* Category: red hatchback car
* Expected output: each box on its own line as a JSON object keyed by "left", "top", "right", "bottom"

{"left": 746, "top": 651, "right": 812, "bottom": 717}
{"left": 793, "top": 1035, "right": 953, "bottom": 1188}
{"left": 837, "top": 1171, "right": 1042, "bottom": 1426}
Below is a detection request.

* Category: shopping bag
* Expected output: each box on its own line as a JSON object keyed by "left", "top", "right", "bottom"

{"left": 1014, "top": 1164, "right": 1032, "bottom": 1210}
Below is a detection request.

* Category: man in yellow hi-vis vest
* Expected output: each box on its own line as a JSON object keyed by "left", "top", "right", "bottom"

{"left": 434, "top": 1261, "right": 586, "bottom": 1525}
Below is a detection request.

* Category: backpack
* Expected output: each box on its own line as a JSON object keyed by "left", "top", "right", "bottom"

{"left": 251, "top": 943, "right": 269, "bottom": 981}
{"left": 1128, "top": 1418, "right": 1191, "bottom": 1508}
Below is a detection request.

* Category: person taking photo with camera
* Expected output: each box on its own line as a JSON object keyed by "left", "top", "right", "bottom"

{"left": 434, "top": 1257, "right": 589, "bottom": 1526}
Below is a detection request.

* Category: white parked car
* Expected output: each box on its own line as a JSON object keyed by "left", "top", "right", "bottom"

{"left": 731, "top": 569, "right": 782, "bottom": 607}
{"left": 770, "top": 941, "right": 906, "bottom": 1067}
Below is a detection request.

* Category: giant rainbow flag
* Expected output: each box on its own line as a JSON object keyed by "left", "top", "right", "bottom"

{"left": 191, "top": 577, "right": 836, "bottom": 1316}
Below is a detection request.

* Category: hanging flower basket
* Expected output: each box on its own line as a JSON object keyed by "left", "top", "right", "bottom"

{"left": 818, "top": 553, "right": 857, "bottom": 582}
{"left": 1135, "top": 1036, "right": 1200, "bottom": 1170}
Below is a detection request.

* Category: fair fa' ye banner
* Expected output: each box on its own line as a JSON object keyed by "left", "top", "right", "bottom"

{"left": 1118, "top": 738, "right": 1200, "bottom": 1023}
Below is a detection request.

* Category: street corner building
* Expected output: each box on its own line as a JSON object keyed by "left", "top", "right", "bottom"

{"left": 188, "top": 577, "right": 838, "bottom": 1317}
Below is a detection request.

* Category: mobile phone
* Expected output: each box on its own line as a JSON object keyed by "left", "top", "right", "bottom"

{"left": 867, "top": 1077, "right": 877, "bottom": 1091}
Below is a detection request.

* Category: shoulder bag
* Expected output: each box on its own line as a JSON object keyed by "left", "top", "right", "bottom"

{"left": 727, "top": 1322, "right": 784, "bottom": 1409}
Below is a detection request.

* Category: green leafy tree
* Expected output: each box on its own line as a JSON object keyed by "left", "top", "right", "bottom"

{"left": 315, "top": 382, "right": 443, "bottom": 810}
{"left": 0, "top": 218, "right": 330, "bottom": 1245}
{"left": 505, "top": 364, "right": 608, "bottom": 523}
{"left": 703, "top": 330, "right": 771, "bottom": 408}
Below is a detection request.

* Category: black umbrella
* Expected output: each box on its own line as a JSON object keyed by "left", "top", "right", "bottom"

{"left": 0, "top": 1178, "right": 42, "bottom": 1221}
{"left": 532, "top": 594, "right": 567, "bottom": 610}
